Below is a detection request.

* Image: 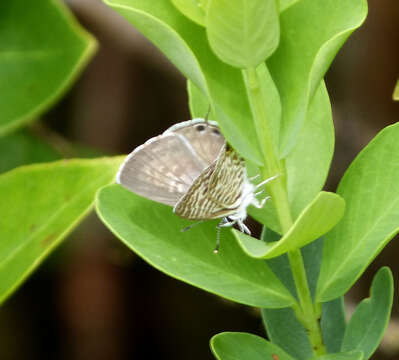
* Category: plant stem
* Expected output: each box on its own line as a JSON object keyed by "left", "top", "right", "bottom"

{"left": 244, "top": 66, "right": 326, "bottom": 356}
{"left": 288, "top": 250, "right": 326, "bottom": 355}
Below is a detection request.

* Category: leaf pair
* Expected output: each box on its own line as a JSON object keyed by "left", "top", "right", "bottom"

{"left": 211, "top": 332, "right": 362, "bottom": 360}
{"left": 0, "top": 0, "right": 102, "bottom": 305}
{"left": 104, "top": 0, "right": 367, "bottom": 165}
{"left": 261, "top": 268, "right": 393, "bottom": 360}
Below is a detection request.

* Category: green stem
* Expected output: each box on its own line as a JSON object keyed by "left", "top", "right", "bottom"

{"left": 244, "top": 66, "right": 326, "bottom": 356}
{"left": 288, "top": 250, "right": 326, "bottom": 355}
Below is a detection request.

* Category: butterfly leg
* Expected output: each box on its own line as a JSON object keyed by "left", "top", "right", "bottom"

{"left": 252, "top": 195, "right": 271, "bottom": 209}
{"left": 237, "top": 220, "right": 251, "bottom": 235}
{"left": 259, "top": 196, "right": 271, "bottom": 208}
{"left": 215, "top": 226, "right": 221, "bottom": 254}
{"left": 219, "top": 218, "right": 236, "bottom": 227}
{"left": 214, "top": 217, "right": 237, "bottom": 253}
{"left": 181, "top": 220, "right": 204, "bottom": 232}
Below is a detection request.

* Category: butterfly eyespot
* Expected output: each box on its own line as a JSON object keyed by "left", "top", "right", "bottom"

{"left": 196, "top": 125, "right": 206, "bottom": 132}
{"left": 212, "top": 128, "right": 221, "bottom": 136}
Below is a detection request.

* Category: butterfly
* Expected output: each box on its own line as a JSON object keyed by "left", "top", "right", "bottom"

{"left": 116, "top": 118, "right": 276, "bottom": 252}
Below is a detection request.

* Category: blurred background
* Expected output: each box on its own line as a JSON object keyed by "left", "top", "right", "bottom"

{"left": 1, "top": 0, "right": 398, "bottom": 359}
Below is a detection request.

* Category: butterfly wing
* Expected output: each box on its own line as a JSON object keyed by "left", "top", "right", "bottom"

{"left": 165, "top": 119, "right": 225, "bottom": 166}
{"left": 117, "top": 133, "right": 211, "bottom": 206}
{"left": 174, "top": 144, "right": 246, "bottom": 219}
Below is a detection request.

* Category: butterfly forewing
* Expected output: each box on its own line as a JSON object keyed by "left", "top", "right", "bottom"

{"left": 117, "top": 133, "right": 211, "bottom": 206}
{"left": 174, "top": 144, "right": 246, "bottom": 219}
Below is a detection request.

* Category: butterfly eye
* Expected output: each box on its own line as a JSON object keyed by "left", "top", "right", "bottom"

{"left": 196, "top": 125, "right": 206, "bottom": 132}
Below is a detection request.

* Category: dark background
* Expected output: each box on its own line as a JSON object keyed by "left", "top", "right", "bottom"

{"left": 1, "top": 0, "right": 399, "bottom": 359}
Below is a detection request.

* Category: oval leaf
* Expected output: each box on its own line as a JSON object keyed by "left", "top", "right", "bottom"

{"left": 341, "top": 267, "right": 393, "bottom": 360}
{"left": 0, "top": 157, "right": 122, "bottom": 304}
{"left": 0, "top": 0, "right": 96, "bottom": 135}
{"left": 262, "top": 308, "right": 313, "bottom": 360}
{"left": 317, "top": 123, "right": 399, "bottom": 301}
{"left": 211, "top": 332, "right": 294, "bottom": 360}
{"left": 321, "top": 297, "right": 347, "bottom": 353}
{"left": 234, "top": 192, "right": 345, "bottom": 259}
{"left": 96, "top": 184, "right": 295, "bottom": 308}
{"left": 206, "top": 0, "right": 279, "bottom": 68}
{"left": 267, "top": 0, "right": 368, "bottom": 156}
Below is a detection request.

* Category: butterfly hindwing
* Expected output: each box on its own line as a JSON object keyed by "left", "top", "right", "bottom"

{"left": 209, "top": 143, "right": 246, "bottom": 207}
{"left": 173, "top": 144, "right": 246, "bottom": 219}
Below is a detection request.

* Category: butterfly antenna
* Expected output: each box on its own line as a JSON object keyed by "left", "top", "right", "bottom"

{"left": 204, "top": 105, "right": 212, "bottom": 124}
{"left": 181, "top": 220, "right": 204, "bottom": 232}
{"left": 249, "top": 174, "right": 260, "bottom": 181}
{"left": 255, "top": 174, "right": 280, "bottom": 189}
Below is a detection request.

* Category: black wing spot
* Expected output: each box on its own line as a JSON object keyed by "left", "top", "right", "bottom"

{"left": 212, "top": 128, "right": 221, "bottom": 136}
{"left": 196, "top": 125, "right": 206, "bottom": 132}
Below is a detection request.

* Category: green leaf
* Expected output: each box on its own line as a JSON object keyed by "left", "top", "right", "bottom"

{"left": 234, "top": 192, "right": 345, "bottom": 259}
{"left": 0, "top": 130, "right": 60, "bottom": 174}
{"left": 341, "top": 267, "right": 393, "bottom": 359}
{"left": 393, "top": 79, "right": 399, "bottom": 101}
{"left": 249, "top": 82, "right": 334, "bottom": 234}
{"left": 262, "top": 307, "right": 313, "bottom": 360}
{"left": 0, "top": 0, "right": 96, "bottom": 135}
{"left": 267, "top": 0, "right": 368, "bottom": 156}
{"left": 311, "top": 352, "right": 363, "bottom": 360}
{"left": 321, "top": 297, "right": 347, "bottom": 353}
{"left": 211, "top": 332, "right": 294, "bottom": 360}
{"left": 0, "top": 157, "right": 122, "bottom": 304}
{"left": 285, "top": 83, "right": 335, "bottom": 224}
{"left": 317, "top": 123, "right": 399, "bottom": 301}
{"left": 206, "top": 0, "right": 279, "bottom": 68}
{"left": 170, "top": 0, "right": 208, "bottom": 26}
{"left": 96, "top": 184, "right": 296, "bottom": 308}
{"left": 103, "top": 0, "right": 263, "bottom": 165}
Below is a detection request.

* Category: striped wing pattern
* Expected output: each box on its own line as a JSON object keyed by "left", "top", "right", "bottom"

{"left": 173, "top": 144, "right": 246, "bottom": 220}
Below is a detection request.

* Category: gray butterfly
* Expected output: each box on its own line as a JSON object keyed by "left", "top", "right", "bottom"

{"left": 116, "top": 118, "right": 275, "bottom": 252}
